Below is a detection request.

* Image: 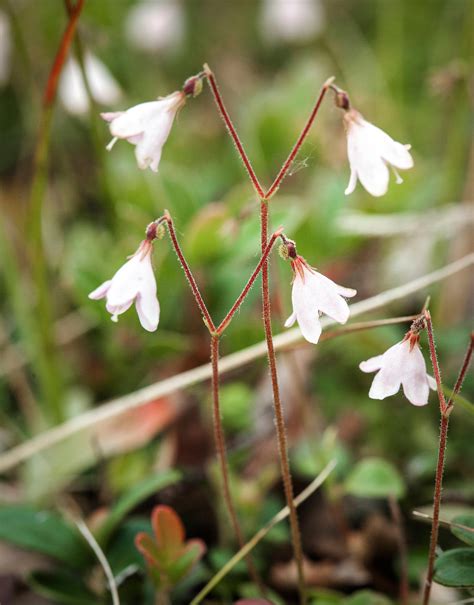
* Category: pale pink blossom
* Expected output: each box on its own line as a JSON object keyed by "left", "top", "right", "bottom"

{"left": 360, "top": 336, "right": 436, "bottom": 406}
{"left": 59, "top": 52, "right": 122, "bottom": 116}
{"left": 89, "top": 240, "right": 159, "bottom": 332}
{"left": 260, "top": 0, "right": 325, "bottom": 44}
{"left": 101, "top": 91, "right": 185, "bottom": 172}
{"left": 0, "top": 10, "right": 11, "bottom": 86}
{"left": 125, "top": 0, "right": 185, "bottom": 54}
{"left": 285, "top": 255, "right": 356, "bottom": 344}
{"left": 344, "top": 109, "right": 414, "bottom": 197}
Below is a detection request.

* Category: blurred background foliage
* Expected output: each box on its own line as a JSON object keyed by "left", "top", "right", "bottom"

{"left": 0, "top": 0, "right": 472, "bottom": 603}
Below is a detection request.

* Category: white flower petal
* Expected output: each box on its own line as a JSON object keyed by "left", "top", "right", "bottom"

{"left": 136, "top": 290, "right": 160, "bottom": 331}
{"left": 369, "top": 368, "right": 402, "bottom": 400}
{"left": 359, "top": 354, "right": 384, "bottom": 373}
{"left": 105, "top": 255, "right": 143, "bottom": 307}
{"left": 402, "top": 375, "right": 430, "bottom": 406}
{"left": 284, "top": 310, "right": 297, "bottom": 328}
{"left": 305, "top": 270, "right": 352, "bottom": 324}
{"left": 344, "top": 167, "right": 357, "bottom": 196}
{"left": 296, "top": 307, "right": 322, "bottom": 344}
{"left": 427, "top": 375, "right": 437, "bottom": 391}
{"left": 106, "top": 299, "right": 134, "bottom": 317}
{"left": 89, "top": 280, "right": 112, "bottom": 300}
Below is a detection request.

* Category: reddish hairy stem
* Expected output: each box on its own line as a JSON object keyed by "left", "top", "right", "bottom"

{"left": 216, "top": 228, "right": 283, "bottom": 335}
{"left": 43, "top": 0, "right": 85, "bottom": 106}
{"left": 204, "top": 65, "right": 266, "bottom": 199}
{"left": 165, "top": 215, "right": 216, "bottom": 332}
{"left": 422, "top": 413, "right": 449, "bottom": 605}
{"left": 447, "top": 332, "right": 473, "bottom": 411}
{"left": 265, "top": 77, "right": 333, "bottom": 200}
{"left": 210, "top": 336, "right": 264, "bottom": 592}
{"left": 424, "top": 310, "right": 447, "bottom": 415}
{"left": 422, "top": 326, "right": 473, "bottom": 605}
{"left": 260, "top": 201, "right": 306, "bottom": 604}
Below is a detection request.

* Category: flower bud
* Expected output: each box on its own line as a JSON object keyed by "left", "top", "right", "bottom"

{"left": 335, "top": 90, "right": 350, "bottom": 110}
{"left": 183, "top": 75, "right": 203, "bottom": 98}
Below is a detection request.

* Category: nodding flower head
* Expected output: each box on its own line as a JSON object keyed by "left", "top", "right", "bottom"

{"left": 89, "top": 239, "right": 160, "bottom": 332}
{"left": 284, "top": 255, "right": 356, "bottom": 344}
{"left": 343, "top": 108, "right": 414, "bottom": 197}
{"left": 101, "top": 90, "right": 185, "bottom": 172}
{"left": 359, "top": 328, "right": 436, "bottom": 406}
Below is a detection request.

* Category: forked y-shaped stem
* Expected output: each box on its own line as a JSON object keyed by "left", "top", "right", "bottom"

{"left": 203, "top": 66, "right": 334, "bottom": 604}
{"left": 164, "top": 212, "right": 284, "bottom": 592}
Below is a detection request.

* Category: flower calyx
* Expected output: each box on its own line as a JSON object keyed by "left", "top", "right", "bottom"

{"left": 145, "top": 219, "right": 166, "bottom": 242}
{"left": 182, "top": 72, "right": 205, "bottom": 98}
{"left": 329, "top": 83, "right": 351, "bottom": 111}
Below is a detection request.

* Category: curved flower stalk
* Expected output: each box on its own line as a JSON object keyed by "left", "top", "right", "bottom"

{"left": 101, "top": 90, "right": 185, "bottom": 172}
{"left": 283, "top": 244, "right": 356, "bottom": 344}
{"left": 89, "top": 231, "right": 160, "bottom": 332}
{"left": 360, "top": 328, "right": 436, "bottom": 406}
{"left": 59, "top": 51, "right": 122, "bottom": 116}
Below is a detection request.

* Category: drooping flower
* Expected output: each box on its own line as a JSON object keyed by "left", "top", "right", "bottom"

{"left": 284, "top": 254, "right": 356, "bottom": 344}
{"left": 343, "top": 108, "right": 414, "bottom": 197}
{"left": 59, "top": 51, "right": 122, "bottom": 116}
{"left": 101, "top": 91, "right": 185, "bottom": 172}
{"left": 359, "top": 333, "right": 436, "bottom": 406}
{"left": 89, "top": 239, "right": 159, "bottom": 332}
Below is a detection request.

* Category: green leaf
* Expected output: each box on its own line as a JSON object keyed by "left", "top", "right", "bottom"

{"left": 97, "top": 470, "right": 181, "bottom": 544}
{"left": 344, "top": 590, "right": 393, "bottom": 605}
{"left": 434, "top": 548, "right": 474, "bottom": 587}
{"left": 28, "top": 570, "right": 101, "bottom": 604}
{"left": 451, "top": 514, "right": 474, "bottom": 546}
{"left": 106, "top": 518, "right": 150, "bottom": 575}
{"left": 0, "top": 506, "right": 89, "bottom": 567}
{"left": 344, "top": 458, "right": 405, "bottom": 499}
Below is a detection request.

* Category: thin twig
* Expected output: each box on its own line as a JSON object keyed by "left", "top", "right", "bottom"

{"left": 260, "top": 200, "right": 305, "bottom": 604}
{"left": 0, "top": 253, "right": 472, "bottom": 473}
{"left": 190, "top": 459, "right": 337, "bottom": 605}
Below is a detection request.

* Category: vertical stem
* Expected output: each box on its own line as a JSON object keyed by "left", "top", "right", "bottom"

{"left": 424, "top": 310, "right": 447, "bottom": 415}
{"left": 260, "top": 200, "right": 306, "bottom": 604}
{"left": 389, "top": 496, "right": 409, "bottom": 605}
{"left": 423, "top": 331, "right": 473, "bottom": 605}
{"left": 210, "top": 335, "right": 264, "bottom": 592}
{"left": 27, "top": 0, "right": 85, "bottom": 423}
{"left": 204, "top": 65, "right": 266, "bottom": 199}
{"left": 422, "top": 413, "right": 449, "bottom": 605}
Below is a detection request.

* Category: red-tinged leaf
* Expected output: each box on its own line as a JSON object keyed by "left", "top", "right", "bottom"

{"left": 152, "top": 505, "right": 185, "bottom": 561}
{"left": 167, "top": 539, "right": 206, "bottom": 584}
{"left": 134, "top": 533, "right": 162, "bottom": 570}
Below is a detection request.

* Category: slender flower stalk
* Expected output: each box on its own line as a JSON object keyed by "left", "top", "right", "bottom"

{"left": 164, "top": 212, "right": 216, "bottom": 332}
{"left": 216, "top": 227, "right": 283, "bottom": 334}
{"left": 28, "top": 0, "right": 85, "bottom": 423}
{"left": 210, "top": 336, "right": 264, "bottom": 592}
{"left": 265, "top": 76, "right": 334, "bottom": 199}
{"left": 422, "top": 316, "right": 473, "bottom": 605}
{"left": 260, "top": 200, "right": 306, "bottom": 605}
{"left": 204, "top": 63, "right": 265, "bottom": 199}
